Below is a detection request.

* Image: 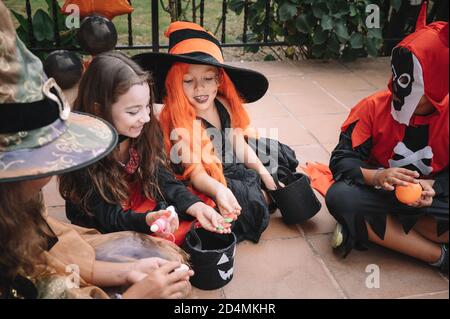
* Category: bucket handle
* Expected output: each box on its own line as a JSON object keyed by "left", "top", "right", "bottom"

{"left": 271, "top": 166, "right": 296, "bottom": 189}
{"left": 187, "top": 221, "right": 203, "bottom": 250}
{"left": 271, "top": 166, "right": 312, "bottom": 190}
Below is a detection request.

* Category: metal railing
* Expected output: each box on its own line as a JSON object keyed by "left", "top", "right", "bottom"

{"left": 21, "top": 0, "right": 449, "bottom": 55}
{"left": 24, "top": 0, "right": 287, "bottom": 52}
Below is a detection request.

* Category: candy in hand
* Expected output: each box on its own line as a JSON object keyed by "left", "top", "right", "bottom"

{"left": 223, "top": 217, "right": 234, "bottom": 223}
{"left": 224, "top": 213, "right": 238, "bottom": 221}
{"left": 150, "top": 206, "right": 177, "bottom": 233}
{"left": 150, "top": 218, "right": 167, "bottom": 233}
{"left": 174, "top": 264, "right": 189, "bottom": 272}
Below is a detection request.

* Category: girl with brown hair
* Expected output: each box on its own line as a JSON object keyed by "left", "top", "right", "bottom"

{"left": 59, "top": 51, "right": 229, "bottom": 245}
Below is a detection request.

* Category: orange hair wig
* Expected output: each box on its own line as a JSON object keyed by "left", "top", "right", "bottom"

{"left": 159, "top": 62, "right": 253, "bottom": 185}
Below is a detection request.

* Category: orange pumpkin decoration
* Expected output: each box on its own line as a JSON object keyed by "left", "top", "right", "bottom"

{"left": 61, "top": 0, "right": 133, "bottom": 20}
{"left": 395, "top": 182, "right": 422, "bottom": 204}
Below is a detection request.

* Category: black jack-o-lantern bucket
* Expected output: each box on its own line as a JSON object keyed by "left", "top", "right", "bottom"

{"left": 268, "top": 166, "right": 321, "bottom": 225}
{"left": 182, "top": 224, "right": 236, "bottom": 290}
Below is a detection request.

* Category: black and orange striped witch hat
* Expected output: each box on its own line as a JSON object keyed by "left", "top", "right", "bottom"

{"left": 133, "top": 21, "right": 268, "bottom": 104}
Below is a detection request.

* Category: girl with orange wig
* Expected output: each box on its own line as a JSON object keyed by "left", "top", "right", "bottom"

{"left": 134, "top": 22, "right": 299, "bottom": 243}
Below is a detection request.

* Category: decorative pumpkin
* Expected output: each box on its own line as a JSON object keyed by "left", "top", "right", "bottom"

{"left": 395, "top": 182, "right": 422, "bottom": 204}
{"left": 61, "top": 0, "right": 133, "bottom": 21}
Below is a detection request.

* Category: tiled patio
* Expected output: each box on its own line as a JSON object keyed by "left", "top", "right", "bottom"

{"left": 43, "top": 57, "right": 449, "bottom": 299}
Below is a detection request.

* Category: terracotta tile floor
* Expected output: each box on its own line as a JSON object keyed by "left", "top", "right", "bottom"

{"left": 43, "top": 58, "right": 449, "bottom": 299}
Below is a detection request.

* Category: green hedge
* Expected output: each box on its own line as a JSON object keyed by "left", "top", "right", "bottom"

{"left": 229, "top": 0, "right": 392, "bottom": 61}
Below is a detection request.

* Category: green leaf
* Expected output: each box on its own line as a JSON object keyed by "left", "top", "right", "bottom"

{"left": 11, "top": 10, "right": 29, "bottom": 30}
{"left": 349, "top": 32, "right": 364, "bottom": 49}
{"left": 321, "top": 15, "right": 333, "bottom": 31}
{"left": 326, "top": 1, "right": 338, "bottom": 14}
{"left": 391, "top": 0, "right": 402, "bottom": 12}
{"left": 244, "top": 45, "right": 260, "bottom": 54}
{"left": 44, "top": 0, "right": 65, "bottom": 31}
{"left": 312, "top": 26, "right": 328, "bottom": 45}
{"left": 341, "top": 46, "right": 358, "bottom": 62}
{"left": 332, "top": 1, "right": 349, "bottom": 19}
{"left": 264, "top": 54, "right": 276, "bottom": 61}
{"left": 295, "top": 13, "right": 314, "bottom": 34}
{"left": 312, "top": 5, "right": 327, "bottom": 19}
{"left": 33, "top": 9, "right": 54, "bottom": 42}
{"left": 334, "top": 20, "right": 349, "bottom": 41}
{"left": 366, "top": 37, "right": 380, "bottom": 57}
{"left": 335, "top": 0, "right": 349, "bottom": 14}
{"left": 285, "top": 20, "right": 298, "bottom": 35}
{"left": 279, "top": 3, "right": 298, "bottom": 22}
{"left": 312, "top": 43, "right": 327, "bottom": 58}
{"left": 16, "top": 25, "right": 30, "bottom": 45}
{"left": 229, "top": 0, "right": 246, "bottom": 15}
{"left": 273, "top": 23, "right": 285, "bottom": 37}
{"left": 45, "top": 0, "right": 53, "bottom": 13}
{"left": 327, "top": 35, "right": 341, "bottom": 54}
{"left": 285, "top": 33, "right": 309, "bottom": 46}
{"left": 243, "top": 32, "right": 260, "bottom": 53}
{"left": 367, "top": 28, "right": 383, "bottom": 39}
{"left": 60, "top": 29, "right": 78, "bottom": 46}
{"left": 349, "top": 3, "right": 357, "bottom": 17}
{"left": 350, "top": 14, "right": 363, "bottom": 26}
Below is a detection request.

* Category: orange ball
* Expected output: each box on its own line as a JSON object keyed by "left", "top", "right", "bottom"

{"left": 395, "top": 183, "right": 422, "bottom": 204}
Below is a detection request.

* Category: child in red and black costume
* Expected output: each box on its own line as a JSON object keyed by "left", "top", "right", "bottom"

{"left": 326, "top": 1, "right": 448, "bottom": 273}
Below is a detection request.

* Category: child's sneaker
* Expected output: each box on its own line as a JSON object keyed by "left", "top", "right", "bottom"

{"left": 430, "top": 243, "right": 448, "bottom": 274}
{"left": 331, "top": 223, "right": 353, "bottom": 258}
{"left": 439, "top": 244, "right": 448, "bottom": 274}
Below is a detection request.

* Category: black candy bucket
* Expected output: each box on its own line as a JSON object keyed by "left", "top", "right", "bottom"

{"left": 268, "top": 166, "right": 321, "bottom": 224}
{"left": 182, "top": 224, "right": 237, "bottom": 290}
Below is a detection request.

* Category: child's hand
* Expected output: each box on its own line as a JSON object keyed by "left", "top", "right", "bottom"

{"left": 186, "top": 202, "right": 232, "bottom": 234}
{"left": 145, "top": 209, "right": 180, "bottom": 234}
{"left": 214, "top": 186, "right": 241, "bottom": 218}
{"left": 374, "top": 168, "right": 420, "bottom": 191}
{"left": 126, "top": 257, "right": 169, "bottom": 284}
{"left": 163, "top": 208, "right": 179, "bottom": 233}
{"left": 407, "top": 180, "right": 435, "bottom": 208}
{"left": 261, "top": 173, "right": 277, "bottom": 191}
{"left": 123, "top": 261, "right": 194, "bottom": 299}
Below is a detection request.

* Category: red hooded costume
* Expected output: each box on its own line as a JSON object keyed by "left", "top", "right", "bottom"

{"left": 341, "top": 2, "right": 448, "bottom": 178}
{"left": 303, "top": 1, "right": 448, "bottom": 196}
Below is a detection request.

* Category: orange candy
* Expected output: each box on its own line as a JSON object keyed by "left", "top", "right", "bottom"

{"left": 395, "top": 182, "right": 422, "bottom": 204}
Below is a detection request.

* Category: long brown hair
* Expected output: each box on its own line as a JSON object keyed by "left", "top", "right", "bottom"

{"left": 59, "top": 51, "right": 165, "bottom": 213}
{"left": 0, "top": 182, "right": 50, "bottom": 281}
